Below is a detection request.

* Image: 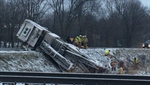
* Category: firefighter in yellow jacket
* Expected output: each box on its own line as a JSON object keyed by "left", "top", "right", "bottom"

{"left": 119, "top": 67, "right": 123, "bottom": 74}
{"left": 133, "top": 57, "right": 138, "bottom": 65}
{"left": 83, "top": 35, "right": 88, "bottom": 48}
{"left": 80, "top": 35, "right": 84, "bottom": 48}
{"left": 105, "top": 49, "right": 110, "bottom": 56}
{"left": 74, "top": 35, "right": 82, "bottom": 47}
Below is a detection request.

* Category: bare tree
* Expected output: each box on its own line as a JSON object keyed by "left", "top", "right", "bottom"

{"left": 0, "top": 0, "right": 149, "bottom": 48}
{"left": 2, "top": 0, "right": 23, "bottom": 47}
{"left": 0, "top": 0, "right": 6, "bottom": 42}
{"left": 78, "top": 0, "right": 102, "bottom": 34}
{"left": 48, "top": 0, "right": 92, "bottom": 39}
{"left": 15, "top": 0, "right": 49, "bottom": 22}
{"left": 85, "top": 0, "right": 148, "bottom": 47}
{"left": 112, "top": 0, "right": 147, "bottom": 47}
{"left": 48, "top": 0, "right": 65, "bottom": 37}
{"left": 0, "top": 0, "right": 49, "bottom": 47}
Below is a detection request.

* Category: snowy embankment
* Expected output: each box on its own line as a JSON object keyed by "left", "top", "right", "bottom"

{"left": 1, "top": 48, "right": 150, "bottom": 75}
{"left": 0, "top": 51, "right": 59, "bottom": 72}
{"left": 80, "top": 48, "right": 150, "bottom": 74}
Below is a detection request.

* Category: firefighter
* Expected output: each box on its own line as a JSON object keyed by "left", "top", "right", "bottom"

{"left": 66, "top": 36, "right": 72, "bottom": 43}
{"left": 74, "top": 35, "right": 81, "bottom": 48}
{"left": 74, "top": 36, "right": 79, "bottom": 47}
{"left": 119, "top": 61, "right": 125, "bottom": 70}
{"left": 78, "top": 35, "right": 82, "bottom": 47}
{"left": 83, "top": 35, "right": 88, "bottom": 48}
{"left": 105, "top": 49, "right": 110, "bottom": 56}
{"left": 105, "top": 49, "right": 116, "bottom": 59}
{"left": 80, "top": 35, "right": 84, "bottom": 48}
{"left": 133, "top": 57, "right": 139, "bottom": 69}
{"left": 119, "top": 67, "right": 123, "bottom": 74}
{"left": 70, "top": 37, "right": 74, "bottom": 44}
{"left": 133, "top": 57, "right": 138, "bottom": 65}
{"left": 111, "top": 61, "right": 117, "bottom": 71}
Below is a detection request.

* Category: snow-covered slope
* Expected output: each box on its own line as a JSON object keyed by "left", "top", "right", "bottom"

{"left": 1, "top": 48, "right": 150, "bottom": 75}
{"left": 80, "top": 48, "right": 150, "bottom": 74}
{"left": 0, "top": 51, "right": 59, "bottom": 72}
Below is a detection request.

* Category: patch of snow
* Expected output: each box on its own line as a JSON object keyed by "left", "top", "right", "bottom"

{"left": 0, "top": 51, "right": 59, "bottom": 72}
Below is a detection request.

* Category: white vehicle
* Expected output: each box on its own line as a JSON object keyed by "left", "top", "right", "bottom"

{"left": 17, "top": 19, "right": 106, "bottom": 72}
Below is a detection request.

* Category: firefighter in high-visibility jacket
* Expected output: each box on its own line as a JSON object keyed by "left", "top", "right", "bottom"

{"left": 80, "top": 35, "right": 84, "bottom": 48}
{"left": 119, "top": 67, "right": 123, "bottom": 74}
{"left": 80, "top": 35, "right": 88, "bottom": 48}
{"left": 133, "top": 57, "right": 138, "bottom": 65}
{"left": 133, "top": 57, "right": 139, "bottom": 69}
{"left": 105, "top": 49, "right": 110, "bottom": 56}
{"left": 104, "top": 49, "right": 116, "bottom": 59}
{"left": 83, "top": 35, "right": 88, "bottom": 48}
{"left": 74, "top": 35, "right": 82, "bottom": 47}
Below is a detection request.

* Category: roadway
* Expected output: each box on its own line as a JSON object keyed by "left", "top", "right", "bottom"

{"left": 0, "top": 72, "right": 149, "bottom": 85}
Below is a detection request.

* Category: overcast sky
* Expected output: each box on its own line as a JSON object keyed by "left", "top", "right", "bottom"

{"left": 140, "top": 0, "right": 150, "bottom": 8}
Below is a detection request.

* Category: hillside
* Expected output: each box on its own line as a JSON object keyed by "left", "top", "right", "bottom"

{"left": 0, "top": 48, "right": 150, "bottom": 75}
{"left": 81, "top": 48, "right": 150, "bottom": 74}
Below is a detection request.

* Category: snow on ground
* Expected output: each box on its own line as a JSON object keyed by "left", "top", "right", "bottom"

{"left": 79, "top": 48, "right": 112, "bottom": 71}
{"left": 80, "top": 48, "right": 150, "bottom": 74}
{"left": 115, "top": 48, "right": 150, "bottom": 74}
{"left": 1, "top": 48, "right": 150, "bottom": 75}
{"left": 0, "top": 51, "right": 59, "bottom": 72}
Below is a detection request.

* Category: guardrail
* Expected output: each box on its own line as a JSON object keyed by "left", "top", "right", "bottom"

{"left": 0, "top": 72, "right": 149, "bottom": 85}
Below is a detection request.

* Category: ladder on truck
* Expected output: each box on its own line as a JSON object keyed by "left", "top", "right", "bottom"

{"left": 40, "top": 41, "right": 73, "bottom": 71}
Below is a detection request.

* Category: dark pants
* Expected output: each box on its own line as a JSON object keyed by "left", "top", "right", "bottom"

{"left": 112, "top": 67, "right": 116, "bottom": 71}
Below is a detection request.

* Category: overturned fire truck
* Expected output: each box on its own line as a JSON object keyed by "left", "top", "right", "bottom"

{"left": 16, "top": 19, "right": 109, "bottom": 72}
